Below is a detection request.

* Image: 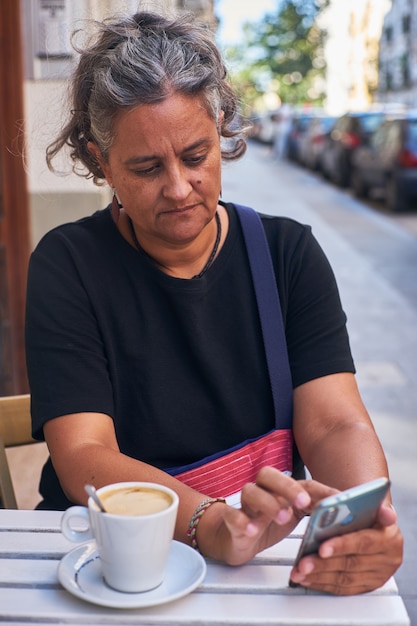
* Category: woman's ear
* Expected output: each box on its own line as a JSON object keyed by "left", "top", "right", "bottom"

{"left": 87, "top": 141, "right": 112, "bottom": 186}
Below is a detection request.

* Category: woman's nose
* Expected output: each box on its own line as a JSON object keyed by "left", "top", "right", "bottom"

{"left": 162, "top": 165, "right": 192, "bottom": 202}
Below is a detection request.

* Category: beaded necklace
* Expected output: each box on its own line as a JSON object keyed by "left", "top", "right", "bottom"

{"left": 127, "top": 211, "right": 222, "bottom": 279}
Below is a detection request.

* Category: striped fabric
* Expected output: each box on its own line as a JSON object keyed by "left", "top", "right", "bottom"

{"left": 175, "top": 429, "right": 293, "bottom": 498}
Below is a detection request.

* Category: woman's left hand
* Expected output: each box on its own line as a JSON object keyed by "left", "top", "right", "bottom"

{"left": 289, "top": 503, "right": 403, "bottom": 595}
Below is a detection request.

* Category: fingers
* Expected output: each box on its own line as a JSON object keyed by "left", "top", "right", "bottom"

{"left": 244, "top": 467, "right": 337, "bottom": 518}
{"left": 290, "top": 523, "right": 404, "bottom": 595}
{"left": 240, "top": 479, "right": 306, "bottom": 527}
{"left": 219, "top": 468, "right": 322, "bottom": 564}
{"left": 240, "top": 481, "right": 291, "bottom": 525}
{"left": 317, "top": 519, "right": 403, "bottom": 560}
{"left": 239, "top": 468, "right": 341, "bottom": 534}
{"left": 291, "top": 554, "right": 388, "bottom": 595}
{"left": 219, "top": 500, "right": 295, "bottom": 566}
{"left": 298, "top": 479, "right": 339, "bottom": 509}
{"left": 254, "top": 466, "right": 311, "bottom": 511}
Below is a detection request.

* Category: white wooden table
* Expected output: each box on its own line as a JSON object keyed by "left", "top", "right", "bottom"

{"left": 0, "top": 509, "right": 410, "bottom": 625}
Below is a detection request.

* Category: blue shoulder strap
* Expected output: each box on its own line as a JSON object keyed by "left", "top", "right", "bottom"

{"left": 234, "top": 204, "right": 293, "bottom": 429}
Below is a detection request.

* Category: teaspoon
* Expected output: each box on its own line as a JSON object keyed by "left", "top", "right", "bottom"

{"left": 84, "top": 484, "right": 107, "bottom": 512}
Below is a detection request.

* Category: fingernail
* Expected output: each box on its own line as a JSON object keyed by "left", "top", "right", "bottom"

{"left": 246, "top": 522, "right": 258, "bottom": 537}
{"left": 276, "top": 508, "right": 292, "bottom": 524}
{"left": 295, "top": 492, "right": 310, "bottom": 509}
{"left": 290, "top": 572, "right": 305, "bottom": 583}
{"left": 320, "top": 544, "right": 334, "bottom": 558}
{"left": 302, "top": 561, "right": 314, "bottom": 575}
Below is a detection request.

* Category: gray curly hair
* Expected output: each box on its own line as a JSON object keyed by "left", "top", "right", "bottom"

{"left": 46, "top": 10, "right": 248, "bottom": 184}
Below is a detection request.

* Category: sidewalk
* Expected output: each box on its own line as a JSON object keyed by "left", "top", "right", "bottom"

{"left": 222, "top": 141, "right": 417, "bottom": 624}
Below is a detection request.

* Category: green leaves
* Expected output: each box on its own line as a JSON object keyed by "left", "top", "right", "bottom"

{"left": 222, "top": 0, "right": 329, "bottom": 110}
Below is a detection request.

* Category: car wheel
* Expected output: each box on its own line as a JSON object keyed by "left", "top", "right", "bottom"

{"left": 333, "top": 156, "right": 349, "bottom": 188}
{"left": 310, "top": 154, "right": 319, "bottom": 171}
{"left": 386, "top": 176, "right": 408, "bottom": 212}
{"left": 351, "top": 168, "right": 368, "bottom": 198}
{"left": 320, "top": 161, "right": 330, "bottom": 179}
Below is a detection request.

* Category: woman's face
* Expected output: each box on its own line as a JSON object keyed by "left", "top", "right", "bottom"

{"left": 92, "top": 92, "right": 222, "bottom": 250}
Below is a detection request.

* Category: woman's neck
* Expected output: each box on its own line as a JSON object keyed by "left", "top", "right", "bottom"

{"left": 119, "top": 205, "right": 228, "bottom": 279}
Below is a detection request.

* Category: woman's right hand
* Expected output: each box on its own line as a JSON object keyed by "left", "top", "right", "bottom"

{"left": 197, "top": 467, "right": 337, "bottom": 565}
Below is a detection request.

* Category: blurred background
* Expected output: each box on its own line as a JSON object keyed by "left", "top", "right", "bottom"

{"left": 1, "top": 4, "right": 416, "bottom": 622}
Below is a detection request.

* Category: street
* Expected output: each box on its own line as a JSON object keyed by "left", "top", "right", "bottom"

{"left": 222, "top": 140, "right": 417, "bottom": 624}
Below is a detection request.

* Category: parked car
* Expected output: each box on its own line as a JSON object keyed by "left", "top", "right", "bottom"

{"left": 249, "top": 110, "right": 281, "bottom": 145}
{"left": 351, "top": 113, "right": 417, "bottom": 211}
{"left": 298, "top": 114, "right": 337, "bottom": 171}
{"left": 321, "top": 111, "right": 387, "bottom": 187}
{"left": 286, "top": 112, "right": 318, "bottom": 163}
{"left": 247, "top": 114, "right": 263, "bottom": 140}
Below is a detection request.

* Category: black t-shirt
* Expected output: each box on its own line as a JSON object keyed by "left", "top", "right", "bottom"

{"left": 25, "top": 202, "right": 354, "bottom": 509}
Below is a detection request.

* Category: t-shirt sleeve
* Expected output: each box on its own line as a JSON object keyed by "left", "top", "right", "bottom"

{"left": 270, "top": 218, "right": 355, "bottom": 388}
{"left": 25, "top": 230, "right": 115, "bottom": 440}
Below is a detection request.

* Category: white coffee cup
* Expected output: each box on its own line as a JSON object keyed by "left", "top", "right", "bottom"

{"left": 61, "top": 481, "right": 179, "bottom": 593}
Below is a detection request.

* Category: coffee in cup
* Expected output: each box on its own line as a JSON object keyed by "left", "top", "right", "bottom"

{"left": 99, "top": 485, "right": 172, "bottom": 516}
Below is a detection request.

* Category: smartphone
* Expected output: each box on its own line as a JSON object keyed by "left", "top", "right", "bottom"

{"left": 292, "top": 477, "right": 390, "bottom": 569}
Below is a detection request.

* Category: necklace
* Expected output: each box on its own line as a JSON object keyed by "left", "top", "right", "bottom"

{"left": 127, "top": 211, "right": 222, "bottom": 279}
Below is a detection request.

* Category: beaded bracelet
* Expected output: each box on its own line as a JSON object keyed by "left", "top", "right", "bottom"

{"left": 187, "top": 497, "right": 226, "bottom": 551}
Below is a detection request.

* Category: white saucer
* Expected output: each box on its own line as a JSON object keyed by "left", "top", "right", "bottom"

{"left": 58, "top": 540, "right": 206, "bottom": 609}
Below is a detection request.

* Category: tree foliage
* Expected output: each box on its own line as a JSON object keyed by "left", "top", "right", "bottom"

{"left": 223, "top": 0, "right": 329, "bottom": 111}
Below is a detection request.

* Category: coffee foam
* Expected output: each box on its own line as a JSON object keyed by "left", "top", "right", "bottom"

{"left": 100, "top": 487, "right": 172, "bottom": 516}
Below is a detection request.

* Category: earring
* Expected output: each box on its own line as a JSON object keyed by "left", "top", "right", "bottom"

{"left": 111, "top": 190, "right": 122, "bottom": 223}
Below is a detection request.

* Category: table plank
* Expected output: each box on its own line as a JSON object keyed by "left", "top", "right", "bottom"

{"left": 0, "top": 509, "right": 63, "bottom": 530}
{"left": 0, "top": 530, "right": 75, "bottom": 557}
{"left": 0, "top": 587, "right": 410, "bottom": 625}
{"left": 0, "top": 558, "right": 59, "bottom": 586}
{"left": 0, "top": 557, "right": 400, "bottom": 597}
{"left": 204, "top": 563, "right": 399, "bottom": 596}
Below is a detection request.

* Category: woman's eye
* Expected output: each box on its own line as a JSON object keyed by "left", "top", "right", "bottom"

{"left": 133, "top": 164, "right": 160, "bottom": 176}
{"left": 184, "top": 154, "right": 206, "bottom": 166}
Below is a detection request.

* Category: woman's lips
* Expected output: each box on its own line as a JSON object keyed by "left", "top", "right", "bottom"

{"left": 164, "top": 204, "right": 197, "bottom": 215}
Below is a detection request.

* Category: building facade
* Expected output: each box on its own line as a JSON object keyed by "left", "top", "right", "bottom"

{"left": 377, "top": 0, "right": 417, "bottom": 106}
{"left": 21, "top": 0, "right": 216, "bottom": 248}
{"left": 320, "top": 0, "right": 391, "bottom": 114}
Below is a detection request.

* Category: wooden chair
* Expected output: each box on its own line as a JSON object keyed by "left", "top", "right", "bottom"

{"left": 0, "top": 394, "right": 36, "bottom": 509}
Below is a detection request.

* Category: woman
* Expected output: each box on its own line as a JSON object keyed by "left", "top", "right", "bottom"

{"left": 25, "top": 9, "right": 402, "bottom": 594}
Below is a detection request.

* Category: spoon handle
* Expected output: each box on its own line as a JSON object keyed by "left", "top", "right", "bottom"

{"left": 84, "top": 484, "right": 107, "bottom": 512}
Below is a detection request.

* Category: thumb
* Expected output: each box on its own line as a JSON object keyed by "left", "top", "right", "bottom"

{"left": 377, "top": 502, "right": 397, "bottom": 527}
